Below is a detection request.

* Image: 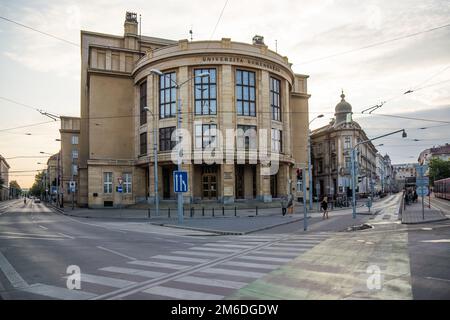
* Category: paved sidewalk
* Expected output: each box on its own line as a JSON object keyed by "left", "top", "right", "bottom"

{"left": 401, "top": 201, "right": 448, "bottom": 224}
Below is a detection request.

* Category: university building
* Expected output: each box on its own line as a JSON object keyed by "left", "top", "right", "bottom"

{"left": 61, "top": 12, "right": 310, "bottom": 208}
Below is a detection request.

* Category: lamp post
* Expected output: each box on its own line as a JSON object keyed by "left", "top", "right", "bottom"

{"left": 308, "top": 114, "right": 324, "bottom": 210}
{"left": 143, "top": 106, "right": 159, "bottom": 217}
{"left": 351, "top": 129, "right": 407, "bottom": 218}
{"left": 150, "top": 69, "right": 210, "bottom": 224}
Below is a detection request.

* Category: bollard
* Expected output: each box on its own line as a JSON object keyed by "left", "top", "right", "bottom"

{"left": 202, "top": 207, "right": 205, "bottom": 216}
{"left": 234, "top": 206, "right": 237, "bottom": 217}
{"left": 190, "top": 207, "right": 194, "bottom": 218}
{"left": 148, "top": 208, "right": 151, "bottom": 219}
{"left": 256, "top": 206, "right": 258, "bottom": 216}
{"left": 168, "top": 207, "right": 171, "bottom": 218}
{"left": 212, "top": 208, "right": 215, "bottom": 217}
{"left": 222, "top": 206, "right": 225, "bottom": 216}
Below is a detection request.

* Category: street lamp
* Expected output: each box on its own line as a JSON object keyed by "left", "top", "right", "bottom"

{"left": 144, "top": 106, "right": 160, "bottom": 217}
{"left": 150, "top": 69, "right": 210, "bottom": 224}
{"left": 308, "top": 114, "right": 324, "bottom": 210}
{"left": 351, "top": 129, "right": 407, "bottom": 218}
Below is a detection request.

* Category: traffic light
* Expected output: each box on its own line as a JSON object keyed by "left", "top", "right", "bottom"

{"left": 296, "top": 168, "right": 302, "bottom": 180}
{"left": 358, "top": 176, "right": 362, "bottom": 183}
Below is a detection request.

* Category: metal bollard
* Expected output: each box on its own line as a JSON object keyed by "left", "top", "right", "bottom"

{"left": 190, "top": 207, "right": 194, "bottom": 218}
{"left": 148, "top": 208, "right": 151, "bottom": 219}
{"left": 168, "top": 207, "right": 171, "bottom": 218}
{"left": 212, "top": 208, "right": 215, "bottom": 217}
{"left": 256, "top": 206, "right": 258, "bottom": 216}
{"left": 202, "top": 207, "right": 205, "bottom": 216}
{"left": 222, "top": 206, "right": 225, "bottom": 216}
{"left": 234, "top": 206, "right": 237, "bottom": 217}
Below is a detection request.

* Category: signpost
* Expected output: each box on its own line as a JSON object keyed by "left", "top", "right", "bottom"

{"left": 173, "top": 171, "right": 188, "bottom": 223}
{"left": 415, "top": 165, "right": 428, "bottom": 220}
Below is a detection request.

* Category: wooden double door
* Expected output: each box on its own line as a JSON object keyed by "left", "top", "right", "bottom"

{"left": 202, "top": 166, "right": 218, "bottom": 199}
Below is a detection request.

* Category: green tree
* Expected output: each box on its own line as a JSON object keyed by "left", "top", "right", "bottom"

{"left": 429, "top": 158, "right": 450, "bottom": 184}
{"left": 30, "top": 171, "right": 45, "bottom": 197}
{"left": 9, "top": 180, "right": 22, "bottom": 198}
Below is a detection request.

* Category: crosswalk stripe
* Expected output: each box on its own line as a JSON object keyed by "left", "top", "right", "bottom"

{"left": 21, "top": 283, "right": 96, "bottom": 300}
{"left": 267, "top": 244, "right": 316, "bottom": 250}
{"left": 174, "top": 275, "right": 248, "bottom": 290}
{"left": 262, "top": 246, "right": 311, "bottom": 252}
{"left": 252, "top": 250, "right": 304, "bottom": 257}
{"left": 79, "top": 273, "right": 136, "bottom": 288}
{"left": 200, "top": 268, "right": 265, "bottom": 278}
{"left": 204, "top": 243, "right": 254, "bottom": 249}
{"left": 275, "top": 241, "right": 321, "bottom": 245}
{"left": 191, "top": 247, "right": 237, "bottom": 253}
{"left": 152, "top": 255, "right": 209, "bottom": 263}
{"left": 143, "top": 285, "right": 223, "bottom": 300}
{"left": 100, "top": 267, "right": 166, "bottom": 278}
{"left": 237, "top": 255, "right": 292, "bottom": 263}
{"left": 222, "top": 261, "right": 280, "bottom": 270}
{"left": 129, "top": 260, "right": 188, "bottom": 270}
{"left": 172, "top": 251, "right": 225, "bottom": 258}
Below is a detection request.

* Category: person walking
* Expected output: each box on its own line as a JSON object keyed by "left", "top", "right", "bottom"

{"left": 321, "top": 196, "right": 329, "bottom": 219}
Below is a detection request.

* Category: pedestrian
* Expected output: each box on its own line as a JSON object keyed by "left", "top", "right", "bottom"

{"left": 321, "top": 196, "right": 329, "bottom": 219}
{"left": 287, "top": 193, "right": 294, "bottom": 214}
{"left": 413, "top": 190, "right": 418, "bottom": 203}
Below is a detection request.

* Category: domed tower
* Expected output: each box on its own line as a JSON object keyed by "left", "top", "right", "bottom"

{"left": 334, "top": 90, "right": 352, "bottom": 125}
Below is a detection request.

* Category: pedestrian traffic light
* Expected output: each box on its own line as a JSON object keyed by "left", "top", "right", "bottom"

{"left": 296, "top": 168, "right": 302, "bottom": 180}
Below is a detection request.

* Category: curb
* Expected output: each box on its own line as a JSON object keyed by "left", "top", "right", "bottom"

{"left": 402, "top": 216, "right": 449, "bottom": 225}
{"left": 151, "top": 216, "right": 306, "bottom": 235}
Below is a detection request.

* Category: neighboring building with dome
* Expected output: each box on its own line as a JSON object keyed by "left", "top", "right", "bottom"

{"left": 310, "top": 92, "right": 378, "bottom": 200}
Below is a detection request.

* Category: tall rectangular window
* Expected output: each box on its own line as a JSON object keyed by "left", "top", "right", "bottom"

{"left": 159, "top": 72, "right": 177, "bottom": 119}
{"left": 345, "top": 156, "right": 351, "bottom": 168}
{"left": 271, "top": 129, "right": 282, "bottom": 153}
{"left": 194, "top": 68, "right": 217, "bottom": 115}
{"left": 236, "top": 125, "right": 257, "bottom": 151}
{"left": 159, "top": 127, "right": 176, "bottom": 151}
{"left": 139, "top": 132, "right": 147, "bottom": 156}
{"left": 236, "top": 70, "right": 256, "bottom": 116}
{"left": 270, "top": 77, "right": 281, "bottom": 121}
{"left": 71, "top": 136, "right": 78, "bottom": 145}
{"left": 195, "top": 124, "right": 217, "bottom": 149}
{"left": 123, "top": 173, "right": 132, "bottom": 194}
{"left": 72, "top": 150, "right": 78, "bottom": 159}
{"left": 103, "top": 172, "right": 112, "bottom": 194}
{"left": 344, "top": 136, "right": 352, "bottom": 149}
{"left": 140, "top": 81, "right": 147, "bottom": 125}
{"left": 72, "top": 164, "right": 78, "bottom": 176}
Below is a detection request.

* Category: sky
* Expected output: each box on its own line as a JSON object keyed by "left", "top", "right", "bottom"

{"left": 0, "top": 0, "right": 449, "bottom": 188}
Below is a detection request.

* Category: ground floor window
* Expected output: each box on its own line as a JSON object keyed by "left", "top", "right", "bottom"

{"left": 123, "top": 173, "right": 132, "bottom": 194}
{"left": 104, "top": 172, "right": 112, "bottom": 193}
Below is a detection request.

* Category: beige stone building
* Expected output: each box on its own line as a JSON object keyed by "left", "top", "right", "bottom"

{"left": 311, "top": 92, "right": 377, "bottom": 199}
{"left": 46, "top": 153, "right": 59, "bottom": 200}
{"left": 0, "top": 155, "right": 10, "bottom": 201}
{"left": 68, "top": 12, "right": 310, "bottom": 208}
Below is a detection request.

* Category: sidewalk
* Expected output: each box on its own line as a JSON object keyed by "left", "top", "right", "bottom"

{"left": 401, "top": 201, "right": 448, "bottom": 224}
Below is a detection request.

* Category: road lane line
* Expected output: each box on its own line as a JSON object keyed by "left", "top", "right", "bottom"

{"left": 152, "top": 255, "right": 209, "bottom": 263}
{"left": 96, "top": 246, "right": 136, "bottom": 261}
{"left": 425, "top": 276, "right": 450, "bottom": 283}
{"left": 171, "top": 250, "right": 225, "bottom": 258}
{"left": 77, "top": 274, "right": 137, "bottom": 288}
{"left": 203, "top": 243, "right": 254, "bottom": 249}
{"left": 253, "top": 250, "right": 305, "bottom": 257}
{"left": 21, "top": 283, "right": 96, "bottom": 300}
{"left": 100, "top": 267, "right": 166, "bottom": 278}
{"left": 129, "top": 260, "right": 188, "bottom": 270}
{"left": 237, "top": 255, "right": 292, "bottom": 263}
{"left": 191, "top": 247, "right": 237, "bottom": 253}
{"left": 222, "top": 261, "right": 280, "bottom": 270}
{"left": 0, "top": 232, "right": 63, "bottom": 238}
{"left": 0, "top": 251, "right": 29, "bottom": 288}
{"left": 58, "top": 233, "right": 75, "bottom": 239}
{"left": 143, "top": 285, "right": 223, "bottom": 300}
{"left": 39, "top": 225, "right": 48, "bottom": 230}
{"left": 200, "top": 268, "right": 265, "bottom": 278}
{"left": 174, "top": 275, "right": 247, "bottom": 290}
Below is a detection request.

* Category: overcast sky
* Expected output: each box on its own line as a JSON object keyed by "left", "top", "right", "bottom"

{"left": 0, "top": 0, "right": 449, "bottom": 188}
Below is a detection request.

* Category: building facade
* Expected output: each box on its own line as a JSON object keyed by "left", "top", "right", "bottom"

{"left": 418, "top": 144, "right": 450, "bottom": 165}
{"left": 311, "top": 92, "right": 377, "bottom": 199}
{"left": 69, "top": 12, "right": 309, "bottom": 208}
{"left": 393, "top": 163, "right": 417, "bottom": 190}
{"left": 0, "top": 155, "right": 10, "bottom": 201}
{"left": 375, "top": 153, "right": 394, "bottom": 193}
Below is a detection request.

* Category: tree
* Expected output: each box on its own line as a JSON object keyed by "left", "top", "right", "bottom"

{"left": 9, "top": 180, "right": 22, "bottom": 198}
{"left": 30, "top": 171, "right": 45, "bottom": 197}
{"left": 429, "top": 158, "right": 450, "bottom": 184}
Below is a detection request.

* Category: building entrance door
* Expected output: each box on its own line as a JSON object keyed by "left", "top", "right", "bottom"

{"left": 202, "top": 166, "right": 218, "bottom": 199}
{"left": 235, "top": 165, "right": 244, "bottom": 199}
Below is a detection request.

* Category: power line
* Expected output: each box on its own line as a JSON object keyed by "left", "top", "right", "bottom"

{"left": 0, "top": 15, "right": 79, "bottom": 46}
{"left": 209, "top": 0, "right": 229, "bottom": 41}
{"left": 0, "top": 120, "right": 59, "bottom": 133}
{"left": 301, "top": 22, "right": 450, "bottom": 65}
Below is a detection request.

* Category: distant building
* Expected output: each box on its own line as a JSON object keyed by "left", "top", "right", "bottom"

{"left": 311, "top": 92, "right": 378, "bottom": 199}
{"left": 418, "top": 143, "right": 450, "bottom": 165}
{"left": 0, "top": 155, "right": 10, "bottom": 201}
{"left": 375, "top": 153, "right": 394, "bottom": 193}
{"left": 393, "top": 163, "right": 417, "bottom": 190}
{"left": 46, "top": 153, "right": 59, "bottom": 201}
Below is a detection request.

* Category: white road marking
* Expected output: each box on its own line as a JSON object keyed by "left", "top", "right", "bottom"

{"left": 174, "top": 275, "right": 247, "bottom": 290}
{"left": 152, "top": 255, "right": 209, "bottom": 263}
{"left": 100, "top": 267, "right": 166, "bottom": 278}
{"left": 78, "top": 274, "right": 136, "bottom": 288}
{"left": 0, "top": 231, "right": 62, "bottom": 238}
{"left": 420, "top": 239, "right": 450, "bottom": 243}
{"left": 222, "top": 261, "right": 280, "bottom": 270}
{"left": 172, "top": 250, "right": 225, "bottom": 258}
{"left": 21, "top": 283, "right": 96, "bottom": 300}
{"left": 237, "top": 255, "right": 292, "bottom": 263}
{"left": 425, "top": 276, "right": 450, "bottom": 283}
{"left": 96, "top": 246, "right": 136, "bottom": 261}
{"left": 0, "top": 251, "right": 29, "bottom": 288}
{"left": 143, "top": 285, "right": 223, "bottom": 300}
{"left": 191, "top": 247, "right": 237, "bottom": 253}
{"left": 58, "top": 233, "right": 75, "bottom": 239}
{"left": 38, "top": 225, "right": 48, "bottom": 230}
{"left": 260, "top": 246, "right": 310, "bottom": 252}
{"left": 129, "top": 260, "right": 188, "bottom": 270}
{"left": 200, "top": 268, "right": 265, "bottom": 278}
{"left": 0, "top": 236, "right": 64, "bottom": 241}
{"left": 253, "top": 250, "right": 304, "bottom": 257}
{"left": 204, "top": 243, "right": 254, "bottom": 249}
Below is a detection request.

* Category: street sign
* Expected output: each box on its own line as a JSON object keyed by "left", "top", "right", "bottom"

{"left": 69, "top": 181, "right": 76, "bottom": 193}
{"left": 415, "top": 164, "right": 428, "bottom": 177}
{"left": 416, "top": 186, "right": 429, "bottom": 197}
{"left": 173, "top": 171, "right": 188, "bottom": 193}
{"left": 51, "top": 186, "right": 58, "bottom": 194}
{"left": 416, "top": 176, "right": 429, "bottom": 186}
{"left": 117, "top": 186, "right": 123, "bottom": 193}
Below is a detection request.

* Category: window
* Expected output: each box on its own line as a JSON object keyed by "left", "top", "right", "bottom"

{"left": 195, "top": 124, "right": 217, "bottom": 149}
{"left": 317, "top": 159, "right": 323, "bottom": 174}
{"left": 236, "top": 70, "right": 256, "bottom": 116}
{"left": 140, "top": 81, "right": 147, "bottom": 125}
{"left": 139, "top": 132, "right": 147, "bottom": 156}
{"left": 194, "top": 68, "right": 217, "bottom": 115}
{"left": 97, "top": 51, "right": 106, "bottom": 69}
{"left": 236, "top": 125, "right": 257, "bottom": 151}
{"left": 271, "top": 129, "right": 282, "bottom": 153}
{"left": 331, "top": 155, "right": 337, "bottom": 171}
{"left": 103, "top": 172, "right": 112, "bottom": 194}
{"left": 344, "top": 136, "right": 352, "bottom": 149}
{"left": 159, "top": 72, "right": 177, "bottom": 118}
{"left": 72, "top": 136, "right": 79, "bottom": 145}
{"left": 345, "top": 156, "right": 351, "bottom": 168}
{"left": 159, "top": 127, "right": 176, "bottom": 151}
{"left": 123, "top": 173, "right": 132, "bottom": 194}
{"left": 72, "top": 164, "right": 78, "bottom": 176}
{"left": 112, "top": 53, "right": 120, "bottom": 71}
{"left": 72, "top": 150, "right": 78, "bottom": 159}
{"left": 270, "top": 77, "right": 281, "bottom": 121}
{"left": 330, "top": 140, "right": 336, "bottom": 152}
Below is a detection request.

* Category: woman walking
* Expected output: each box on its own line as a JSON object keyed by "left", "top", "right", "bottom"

{"left": 321, "top": 196, "right": 329, "bottom": 219}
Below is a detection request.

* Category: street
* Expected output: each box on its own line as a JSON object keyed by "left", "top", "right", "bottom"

{"left": 0, "top": 195, "right": 448, "bottom": 300}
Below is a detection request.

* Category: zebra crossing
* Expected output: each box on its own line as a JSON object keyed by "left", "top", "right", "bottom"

{"left": 18, "top": 232, "right": 335, "bottom": 300}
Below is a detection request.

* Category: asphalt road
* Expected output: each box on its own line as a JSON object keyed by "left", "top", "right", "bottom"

{"left": 0, "top": 196, "right": 448, "bottom": 300}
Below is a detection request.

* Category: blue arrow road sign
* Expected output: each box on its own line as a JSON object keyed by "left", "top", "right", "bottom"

{"left": 416, "top": 176, "right": 429, "bottom": 186}
{"left": 173, "top": 171, "right": 188, "bottom": 193}
{"left": 416, "top": 186, "right": 428, "bottom": 197}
